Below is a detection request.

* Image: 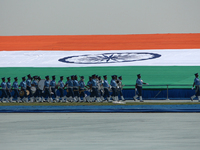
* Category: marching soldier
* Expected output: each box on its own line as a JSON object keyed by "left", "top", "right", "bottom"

{"left": 12, "top": 77, "right": 21, "bottom": 102}
{"left": 58, "top": 76, "right": 65, "bottom": 102}
{"left": 50, "top": 75, "right": 58, "bottom": 102}
{"left": 73, "top": 75, "right": 81, "bottom": 102}
{"left": 6, "top": 77, "right": 13, "bottom": 102}
{"left": 110, "top": 75, "right": 118, "bottom": 101}
{"left": 26, "top": 74, "right": 33, "bottom": 102}
{"left": 64, "top": 77, "right": 70, "bottom": 102}
{"left": 191, "top": 73, "right": 200, "bottom": 102}
{"left": 117, "top": 76, "right": 125, "bottom": 101}
{"left": 66, "top": 76, "right": 75, "bottom": 102}
{"left": 19, "top": 77, "right": 28, "bottom": 103}
{"left": 38, "top": 76, "right": 45, "bottom": 102}
{"left": 103, "top": 75, "right": 111, "bottom": 102}
{"left": 133, "top": 74, "right": 148, "bottom": 102}
{"left": 90, "top": 74, "right": 101, "bottom": 102}
{"left": 43, "top": 75, "right": 53, "bottom": 103}
{"left": 98, "top": 76, "right": 104, "bottom": 101}
{"left": 32, "top": 76, "right": 39, "bottom": 102}
{"left": 86, "top": 76, "right": 92, "bottom": 102}
{"left": 79, "top": 76, "right": 87, "bottom": 102}
{"left": 0, "top": 77, "right": 8, "bottom": 103}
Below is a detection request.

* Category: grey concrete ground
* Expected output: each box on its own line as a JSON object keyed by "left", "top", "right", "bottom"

{"left": 0, "top": 113, "right": 200, "bottom": 150}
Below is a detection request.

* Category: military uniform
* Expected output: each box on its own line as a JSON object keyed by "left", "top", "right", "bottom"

{"left": 110, "top": 75, "right": 118, "bottom": 101}
{"left": 44, "top": 76, "right": 53, "bottom": 102}
{"left": 117, "top": 76, "right": 125, "bottom": 101}
{"left": 6, "top": 77, "right": 12, "bottom": 102}
{"left": 0, "top": 77, "right": 8, "bottom": 102}
{"left": 191, "top": 73, "right": 200, "bottom": 102}
{"left": 67, "top": 76, "right": 75, "bottom": 102}
{"left": 73, "top": 75, "right": 81, "bottom": 102}
{"left": 26, "top": 74, "right": 33, "bottom": 101}
{"left": 20, "top": 77, "right": 28, "bottom": 102}
{"left": 103, "top": 75, "right": 111, "bottom": 102}
{"left": 79, "top": 76, "right": 86, "bottom": 102}
{"left": 50, "top": 75, "right": 58, "bottom": 102}
{"left": 12, "top": 77, "right": 20, "bottom": 102}
{"left": 32, "top": 76, "right": 39, "bottom": 102}
{"left": 58, "top": 76, "right": 65, "bottom": 102}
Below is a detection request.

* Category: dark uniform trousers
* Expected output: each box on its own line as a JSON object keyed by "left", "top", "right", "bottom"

{"left": 59, "top": 88, "right": 64, "bottom": 97}
{"left": 1, "top": 89, "right": 8, "bottom": 98}
{"left": 6, "top": 89, "right": 12, "bottom": 98}
{"left": 13, "top": 89, "right": 19, "bottom": 98}
{"left": 80, "top": 88, "right": 85, "bottom": 98}
{"left": 51, "top": 88, "right": 57, "bottom": 98}
{"left": 118, "top": 88, "right": 123, "bottom": 96}
{"left": 44, "top": 88, "right": 51, "bottom": 98}
{"left": 103, "top": 88, "right": 110, "bottom": 98}
{"left": 195, "top": 86, "right": 200, "bottom": 96}
{"left": 73, "top": 88, "right": 80, "bottom": 97}
{"left": 137, "top": 86, "right": 142, "bottom": 96}
{"left": 68, "top": 88, "right": 74, "bottom": 97}
{"left": 111, "top": 87, "right": 117, "bottom": 97}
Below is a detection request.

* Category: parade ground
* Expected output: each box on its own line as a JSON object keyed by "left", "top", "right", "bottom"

{"left": 1, "top": 113, "right": 200, "bottom": 150}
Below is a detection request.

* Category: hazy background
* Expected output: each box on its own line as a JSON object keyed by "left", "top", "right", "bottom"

{"left": 0, "top": 0, "right": 200, "bottom": 35}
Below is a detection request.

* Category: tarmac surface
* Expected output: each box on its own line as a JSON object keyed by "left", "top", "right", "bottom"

{"left": 0, "top": 113, "right": 200, "bottom": 150}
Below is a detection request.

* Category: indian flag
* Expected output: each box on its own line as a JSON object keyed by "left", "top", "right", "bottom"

{"left": 0, "top": 33, "right": 200, "bottom": 88}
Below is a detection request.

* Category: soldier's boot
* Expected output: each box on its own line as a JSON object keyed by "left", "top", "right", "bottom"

{"left": 198, "top": 96, "right": 200, "bottom": 102}
{"left": 5, "top": 98, "right": 9, "bottom": 103}
{"left": 140, "top": 96, "right": 143, "bottom": 102}
{"left": 78, "top": 97, "right": 83, "bottom": 103}
{"left": 61, "top": 97, "right": 65, "bottom": 102}
{"left": 191, "top": 95, "right": 196, "bottom": 101}
{"left": 25, "top": 98, "right": 29, "bottom": 103}
{"left": 133, "top": 95, "right": 138, "bottom": 101}
{"left": 29, "top": 97, "right": 34, "bottom": 103}
{"left": 9, "top": 97, "right": 13, "bottom": 103}
{"left": 107, "top": 97, "right": 111, "bottom": 103}
{"left": 121, "top": 96, "right": 125, "bottom": 101}
{"left": 83, "top": 97, "right": 87, "bottom": 102}
{"left": 111, "top": 96, "right": 115, "bottom": 101}
{"left": 100, "top": 96, "right": 105, "bottom": 101}
{"left": 115, "top": 96, "right": 119, "bottom": 101}
{"left": 17, "top": 97, "right": 21, "bottom": 103}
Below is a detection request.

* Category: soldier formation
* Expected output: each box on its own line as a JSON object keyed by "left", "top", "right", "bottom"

{"left": 0, "top": 74, "right": 126, "bottom": 103}
{"left": 1, "top": 72, "right": 199, "bottom": 103}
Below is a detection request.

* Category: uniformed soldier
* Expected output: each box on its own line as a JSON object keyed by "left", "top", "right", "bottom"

{"left": 110, "top": 75, "right": 118, "bottom": 101}
{"left": 64, "top": 77, "right": 70, "bottom": 102}
{"left": 0, "top": 77, "right": 8, "bottom": 103}
{"left": 58, "top": 76, "right": 65, "bottom": 102}
{"left": 6, "top": 77, "right": 13, "bottom": 102}
{"left": 73, "top": 75, "right": 81, "bottom": 102}
{"left": 191, "top": 73, "right": 200, "bottom": 102}
{"left": 26, "top": 74, "right": 33, "bottom": 102}
{"left": 90, "top": 74, "right": 101, "bottom": 102}
{"left": 103, "top": 75, "right": 112, "bottom": 102}
{"left": 43, "top": 75, "right": 53, "bottom": 103}
{"left": 19, "top": 77, "right": 28, "bottom": 103}
{"left": 66, "top": 76, "right": 75, "bottom": 102}
{"left": 32, "top": 76, "right": 39, "bottom": 102}
{"left": 79, "top": 76, "right": 87, "bottom": 102}
{"left": 133, "top": 74, "right": 148, "bottom": 102}
{"left": 86, "top": 76, "right": 92, "bottom": 102}
{"left": 98, "top": 76, "right": 104, "bottom": 101}
{"left": 117, "top": 76, "right": 125, "bottom": 101}
{"left": 50, "top": 75, "right": 58, "bottom": 102}
{"left": 12, "top": 77, "right": 21, "bottom": 102}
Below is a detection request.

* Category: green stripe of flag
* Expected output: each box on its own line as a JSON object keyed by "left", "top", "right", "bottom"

{"left": 0, "top": 66, "right": 199, "bottom": 89}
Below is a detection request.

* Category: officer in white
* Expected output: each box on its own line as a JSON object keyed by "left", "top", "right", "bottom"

{"left": 133, "top": 74, "right": 148, "bottom": 102}
{"left": 191, "top": 73, "right": 200, "bottom": 102}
